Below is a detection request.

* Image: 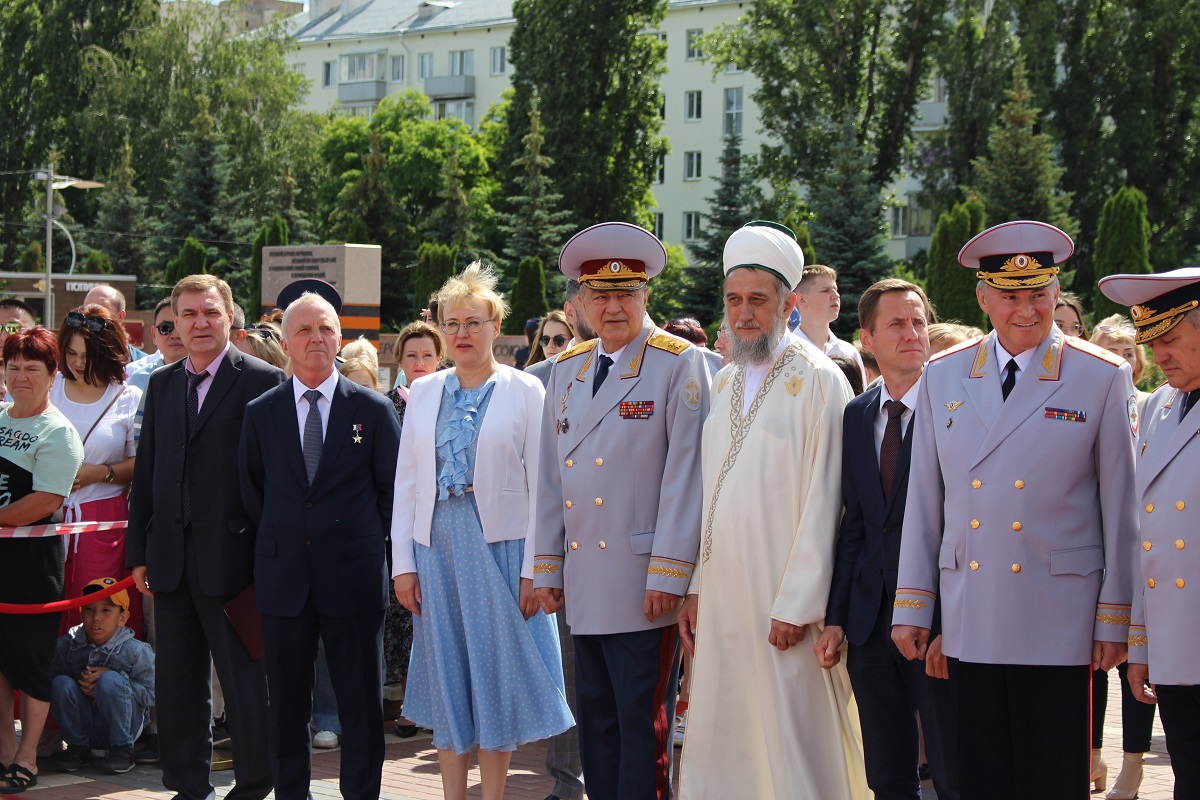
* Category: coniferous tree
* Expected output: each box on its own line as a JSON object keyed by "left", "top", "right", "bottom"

{"left": 807, "top": 119, "right": 894, "bottom": 338}
{"left": 248, "top": 214, "right": 289, "bottom": 314}
{"left": 499, "top": 97, "right": 574, "bottom": 278}
{"left": 166, "top": 236, "right": 207, "bottom": 285}
{"left": 412, "top": 243, "right": 459, "bottom": 321}
{"left": 969, "top": 59, "right": 1076, "bottom": 237}
{"left": 926, "top": 198, "right": 987, "bottom": 327}
{"left": 83, "top": 250, "right": 113, "bottom": 275}
{"left": 152, "top": 96, "right": 227, "bottom": 271}
{"left": 93, "top": 141, "right": 149, "bottom": 283}
{"left": 506, "top": 256, "right": 550, "bottom": 334}
{"left": 1091, "top": 186, "right": 1152, "bottom": 321}
{"left": 422, "top": 145, "right": 475, "bottom": 262}
{"left": 794, "top": 223, "right": 816, "bottom": 267}
{"left": 685, "top": 134, "right": 755, "bottom": 327}
{"left": 19, "top": 242, "right": 43, "bottom": 273}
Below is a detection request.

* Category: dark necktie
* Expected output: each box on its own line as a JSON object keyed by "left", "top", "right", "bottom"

{"left": 1001, "top": 359, "right": 1018, "bottom": 402}
{"left": 880, "top": 399, "right": 906, "bottom": 500}
{"left": 1183, "top": 390, "right": 1199, "bottom": 421}
{"left": 303, "top": 389, "right": 323, "bottom": 484}
{"left": 593, "top": 354, "right": 613, "bottom": 397}
{"left": 181, "top": 370, "right": 208, "bottom": 527}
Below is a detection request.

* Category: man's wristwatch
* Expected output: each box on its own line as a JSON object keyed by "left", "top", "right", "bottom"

{"left": 103, "top": 465, "right": 115, "bottom": 484}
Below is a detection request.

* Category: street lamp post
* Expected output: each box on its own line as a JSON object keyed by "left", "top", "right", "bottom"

{"left": 37, "top": 158, "right": 103, "bottom": 324}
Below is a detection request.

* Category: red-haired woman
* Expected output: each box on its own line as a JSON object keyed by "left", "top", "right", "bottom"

{"left": 0, "top": 327, "right": 85, "bottom": 792}
{"left": 52, "top": 306, "right": 142, "bottom": 635}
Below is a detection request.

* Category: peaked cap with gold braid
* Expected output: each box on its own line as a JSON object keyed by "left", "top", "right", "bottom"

{"left": 1099, "top": 267, "right": 1200, "bottom": 344}
{"left": 959, "top": 220, "right": 1074, "bottom": 290}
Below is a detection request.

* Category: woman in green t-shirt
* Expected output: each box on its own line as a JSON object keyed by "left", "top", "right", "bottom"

{"left": 0, "top": 327, "right": 85, "bottom": 793}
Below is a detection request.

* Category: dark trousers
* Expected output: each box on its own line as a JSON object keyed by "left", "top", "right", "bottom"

{"left": 1092, "top": 663, "right": 1156, "bottom": 752}
{"left": 1155, "top": 683, "right": 1200, "bottom": 798}
{"left": 260, "top": 595, "right": 385, "bottom": 800}
{"left": 545, "top": 608, "right": 584, "bottom": 799}
{"left": 847, "top": 605, "right": 959, "bottom": 800}
{"left": 153, "top": 534, "right": 272, "bottom": 800}
{"left": 951, "top": 659, "right": 1090, "bottom": 800}
{"left": 573, "top": 627, "right": 679, "bottom": 800}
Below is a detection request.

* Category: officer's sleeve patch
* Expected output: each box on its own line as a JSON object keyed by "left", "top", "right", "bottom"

{"left": 683, "top": 377, "right": 702, "bottom": 410}
{"left": 1128, "top": 394, "right": 1139, "bottom": 436}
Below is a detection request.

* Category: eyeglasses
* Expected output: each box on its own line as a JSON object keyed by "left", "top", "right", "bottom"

{"left": 1054, "top": 321, "right": 1083, "bottom": 335}
{"left": 440, "top": 319, "right": 487, "bottom": 336}
{"left": 65, "top": 311, "right": 107, "bottom": 333}
{"left": 0, "top": 322, "right": 21, "bottom": 335}
{"left": 540, "top": 334, "right": 568, "bottom": 348}
{"left": 244, "top": 324, "right": 281, "bottom": 341}
{"left": 154, "top": 321, "right": 176, "bottom": 336}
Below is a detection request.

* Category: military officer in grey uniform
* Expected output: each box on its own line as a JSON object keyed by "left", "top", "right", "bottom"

{"left": 534, "top": 221, "right": 709, "bottom": 800}
{"left": 1099, "top": 267, "right": 1200, "bottom": 798}
{"left": 891, "top": 220, "right": 1139, "bottom": 799}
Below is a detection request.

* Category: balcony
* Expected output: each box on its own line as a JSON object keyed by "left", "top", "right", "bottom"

{"left": 338, "top": 80, "right": 387, "bottom": 104}
{"left": 423, "top": 74, "right": 474, "bottom": 100}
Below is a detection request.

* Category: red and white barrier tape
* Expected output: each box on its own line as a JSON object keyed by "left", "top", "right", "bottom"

{"left": 0, "top": 520, "right": 127, "bottom": 539}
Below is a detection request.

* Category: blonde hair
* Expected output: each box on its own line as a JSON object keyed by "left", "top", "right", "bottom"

{"left": 437, "top": 262, "right": 509, "bottom": 323}
{"left": 339, "top": 354, "right": 380, "bottom": 390}
{"left": 1091, "top": 314, "right": 1146, "bottom": 382}
{"left": 243, "top": 327, "right": 288, "bottom": 369}
{"left": 797, "top": 264, "right": 838, "bottom": 292}
{"left": 340, "top": 336, "right": 379, "bottom": 371}
{"left": 928, "top": 322, "right": 983, "bottom": 355}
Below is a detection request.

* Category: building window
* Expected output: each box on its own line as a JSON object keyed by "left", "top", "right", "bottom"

{"left": 723, "top": 87, "right": 743, "bottom": 136}
{"left": 390, "top": 56, "right": 405, "bottom": 82}
{"left": 418, "top": 52, "right": 434, "bottom": 80}
{"left": 322, "top": 61, "right": 335, "bottom": 88}
{"left": 890, "top": 205, "right": 909, "bottom": 238}
{"left": 292, "top": 63, "right": 305, "bottom": 75}
{"left": 340, "top": 53, "right": 384, "bottom": 83}
{"left": 684, "top": 151, "right": 702, "bottom": 181}
{"left": 908, "top": 196, "right": 934, "bottom": 236}
{"left": 434, "top": 100, "right": 476, "bottom": 128}
{"left": 686, "top": 29, "right": 703, "bottom": 60}
{"left": 683, "top": 212, "right": 701, "bottom": 241}
{"left": 653, "top": 213, "right": 664, "bottom": 240}
{"left": 654, "top": 155, "right": 665, "bottom": 185}
{"left": 724, "top": 62, "right": 742, "bottom": 74}
{"left": 685, "top": 90, "right": 702, "bottom": 121}
{"left": 449, "top": 50, "right": 474, "bottom": 76}
{"left": 490, "top": 46, "right": 507, "bottom": 75}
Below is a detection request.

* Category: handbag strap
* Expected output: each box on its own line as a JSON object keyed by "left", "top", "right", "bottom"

{"left": 80, "top": 385, "right": 126, "bottom": 447}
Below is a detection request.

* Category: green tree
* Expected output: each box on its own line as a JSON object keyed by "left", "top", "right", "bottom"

{"left": 703, "top": 0, "right": 947, "bottom": 191}
{"left": 166, "top": 236, "right": 207, "bottom": 285}
{"left": 807, "top": 119, "right": 894, "bottom": 338}
{"left": 422, "top": 144, "right": 476, "bottom": 260}
{"left": 926, "top": 198, "right": 987, "bottom": 327}
{"left": 18, "top": 241, "right": 43, "bottom": 273}
{"left": 684, "top": 134, "right": 755, "bottom": 327}
{"left": 1091, "top": 187, "right": 1152, "bottom": 322}
{"left": 498, "top": 97, "right": 574, "bottom": 277}
{"left": 794, "top": 223, "right": 816, "bottom": 268}
{"left": 506, "top": 0, "right": 668, "bottom": 228}
{"left": 505, "top": 256, "right": 550, "bottom": 335}
{"left": 969, "top": 59, "right": 1077, "bottom": 237}
{"left": 92, "top": 141, "right": 149, "bottom": 282}
{"left": 648, "top": 244, "right": 688, "bottom": 325}
{"left": 413, "top": 243, "right": 459, "bottom": 321}
{"left": 247, "top": 214, "right": 289, "bottom": 314}
{"left": 83, "top": 250, "right": 113, "bottom": 275}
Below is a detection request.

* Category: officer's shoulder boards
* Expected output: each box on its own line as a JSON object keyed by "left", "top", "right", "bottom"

{"left": 929, "top": 335, "right": 984, "bottom": 363}
{"left": 647, "top": 332, "right": 690, "bottom": 356}
{"left": 1064, "top": 337, "right": 1124, "bottom": 367}
{"left": 557, "top": 338, "right": 598, "bottom": 361}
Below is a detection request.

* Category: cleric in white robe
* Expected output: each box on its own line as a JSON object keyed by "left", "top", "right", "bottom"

{"left": 677, "top": 222, "right": 870, "bottom": 799}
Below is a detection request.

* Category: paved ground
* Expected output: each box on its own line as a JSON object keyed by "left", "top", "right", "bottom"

{"left": 2, "top": 673, "right": 1178, "bottom": 799}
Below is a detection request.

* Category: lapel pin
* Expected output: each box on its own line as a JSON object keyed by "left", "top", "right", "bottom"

{"left": 945, "top": 419, "right": 953, "bottom": 430}
{"left": 351, "top": 424, "right": 363, "bottom": 444}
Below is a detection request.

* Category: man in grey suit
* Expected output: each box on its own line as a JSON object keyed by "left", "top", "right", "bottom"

{"left": 534, "top": 222, "right": 708, "bottom": 800}
{"left": 524, "top": 278, "right": 592, "bottom": 800}
{"left": 1099, "top": 267, "right": 1200, "bottom": 797}
{"left": 891, "top": 221, "right": 1138, "bottom": 798}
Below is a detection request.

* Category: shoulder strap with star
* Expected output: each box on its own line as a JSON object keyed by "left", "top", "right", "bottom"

{"left": 557, "top": 338, "right": 598, "bottom": 361}
{"left": 646, "top": 331, "right": 690, "bottom": 356}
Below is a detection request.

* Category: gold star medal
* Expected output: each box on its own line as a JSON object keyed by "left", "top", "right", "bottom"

{"left": 352, "top": 424, "right": 363, "bottom": 444}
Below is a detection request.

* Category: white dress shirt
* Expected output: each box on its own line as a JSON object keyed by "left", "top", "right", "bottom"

{"left": 292, "top": 370, "right": 339, "bottom": 446}
{"left": 874, "top": 376, "right": 923, "bottom": 457}
{"left": 994, "top": 339, "right": 1037, "bottom": 387}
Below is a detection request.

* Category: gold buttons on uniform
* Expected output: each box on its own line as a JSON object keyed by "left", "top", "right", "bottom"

{"left": 1178, "top": 501, "right": 1186, "bottom": 511}
{"left": 1177, "top": 539, "right": 1185, "bottom": 550}
{"left": 1177, "top": 578, "right": 1186, "bottom": 589}
{"left": 595, "top": 498, "right": 603, "bottom": 506}
{"left": 1012, "top": 564, "right": 1021, "bottom": 573}
{"left": 1012, "top": 521, "right": 1022, "bottom": 531}
{"left": 565, "top": 501, "right": 573, "bottom": 509}
{"left": 972, "top": 479, "right": 982, "bottom": 489}
{"left": 1146, "top": 503, "right": 1155, "bottom": 513}
{"left": 1014, "top": 480, "right": 1025, "bottom": 490}
{"left": 570, "top": 542, "right": 579, "bottom": 550}
{"left": 595, "top": 458, "right": 604, "bottom": 466}
{"left": 1144, "top": 541, "right": 1153, "bottom": 551}
{"left": 969, "top": 560, "right": 980, "bottom": 571}
{"left": 566, "top": 459, "right": 574, "bottom": 468}
{"left": 598, "top": 541, "right": 606, "bottom": 549}
{"left": 970, "top": 519, "right": 980, "bottom": 529}
{"left": 1148, "top": 579, "right": 1156, "bottom": 588}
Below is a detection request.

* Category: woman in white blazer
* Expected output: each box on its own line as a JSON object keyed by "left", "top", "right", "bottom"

{"left": 391, "top": 263, "right": 572, "bottom": 800}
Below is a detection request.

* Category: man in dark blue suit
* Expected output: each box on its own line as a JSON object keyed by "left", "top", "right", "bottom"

{"left": 814, "top": 278, "right": 958, "bottom": 800}
{"left": 239, "top": 292, "right": 401, "bottom": 800}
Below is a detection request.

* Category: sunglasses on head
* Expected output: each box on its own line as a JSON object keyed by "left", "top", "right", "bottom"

{"left": 155, "top": 321, "right": 176, "bottom": 336}
{"left": 540, "top": 334, "right": 569, "bottom": 348}
{"left": 245, "top": 324, "right": 281, "bottom": 341}
{"left": 1, "top": 322, "right": 21, "bottom": 335}
{"left": 65, "top": 311, "right": 107, "bottom": 333}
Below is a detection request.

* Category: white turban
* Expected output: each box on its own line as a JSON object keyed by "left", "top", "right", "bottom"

{"left": 722, "top": 221, "right": 805, "bottom": 290}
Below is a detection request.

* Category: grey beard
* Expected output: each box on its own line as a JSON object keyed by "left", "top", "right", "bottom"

{"left": 730, "top": 317, "right": 786, "bottom": 366}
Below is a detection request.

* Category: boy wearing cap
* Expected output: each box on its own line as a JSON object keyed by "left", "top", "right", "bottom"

{"left": 50, "top": 578, "right": 155, "bottom": 775}
{"left": 891, "top": 221, "right": 1138, "bottom": 797}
